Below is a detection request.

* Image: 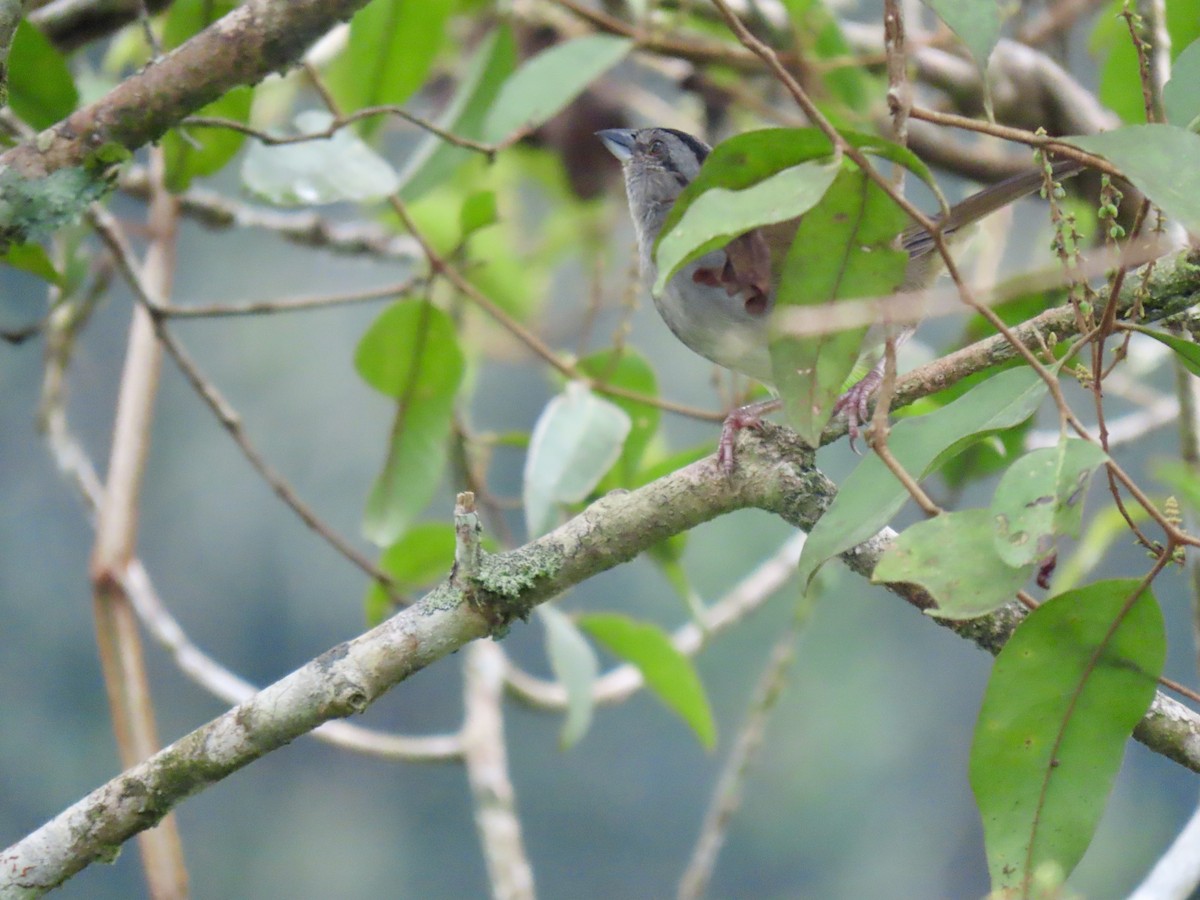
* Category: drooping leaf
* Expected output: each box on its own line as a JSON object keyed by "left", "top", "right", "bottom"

{"left": 771, "top": 167, "right": 908, "bottom": 445}
{"left": 482, "top": 34, "right": 632, "bottom": 142}
{"left": 241, "top": 111, "right": 401, "bottom": 206}
{"left": 164, "top": 87, "right": 253, "bottom": 192}
{"left": 523, "top": 382, "right": 631, "bottom": 537}
{"left": 577, "top": 348, "right": 660, "bottom": 483}
{"left": 920, "top": 0, "right": 1000, "bottom": 76}
{"left": 356, "top": 301, "right": 465, "bottom": 545}
{"left": 1165, "top": 37, "right": 1200, "bottom": 131}
{"left": 797, "top": 367, "right": 1047, "bottom": 588}
{"left": 397, "top": 27, "right": 518, "bottom": 200}
{"left": 363, "top": 522, "right": 457, "bottom": 626}
{"left": 580, "top": 613, "right": 716, "bottom": 748}
{"left": 873, "top": 509, "right": 1033, "bottom": 619}
{"left": 1126, "top": 324, "right": 1200, "bottom": 376}
{"left": 7, "top": 21, "right": 78, "bottom": 129}
{"left": 325, "top": 0, "right": 451, "bottom": 137}
{"left": 991, "top": 440, "right": 1108, "bottom": 568}
{"left": 1065, "top": 125, "right": 1200, "bottom": 236}
{"left": 539, "top": 606, "right": 599, "bottom": 748}
{"left": 970, "top": 580, "right": 1165, "bottom": 892}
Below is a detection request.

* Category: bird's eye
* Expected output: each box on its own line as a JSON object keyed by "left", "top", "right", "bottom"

{"left": 648, "top": 139, "right": 665, "bottom": 155}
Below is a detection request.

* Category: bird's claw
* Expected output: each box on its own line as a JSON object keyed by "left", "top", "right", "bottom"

{"left": 834, "top": 369, "right": 883, "bottom": 454}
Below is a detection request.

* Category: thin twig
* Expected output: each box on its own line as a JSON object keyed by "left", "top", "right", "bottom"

{"left": 161, "top": 278, "right": 421, "bottom": 318}
{"left": 87, "top": 205, "right": 397, "bottom": 590}
{"left": 87, "top": 147, "right": 190, "bottom": 899}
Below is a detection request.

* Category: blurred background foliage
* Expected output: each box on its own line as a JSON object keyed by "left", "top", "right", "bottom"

{"left": 3, "top": 0, "right": 1200, "bottom": 897}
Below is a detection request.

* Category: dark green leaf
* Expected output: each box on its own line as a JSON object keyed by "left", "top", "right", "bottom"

{"left": 580, "top": 613, "right": 716, "bottom": 748}
{"left": 539, "top": 606, "right": 599, "bottom": 748}
{"left": 483, "top": 34, "right": 632, "bottom": 142}
{"left": 523, "top": 383, "right": 631, "bottom": 537}
{"left": 356, "top": 301, "right": 465, "bottom": 545}
{"left": 397, "top": 27, "right": 518, "bottom": 200}
{"left": 970, "top": 580, "right": 1165, "bottom": 891}
{"left": 241, "top": 111, "right": 400, "bottom": 206}
{"left": 165, "top": 87, "right": 253, "bottom": 192}
{"left": 991, "top": 440, "right": 1108, "bottom": 567}
{"left": 1065, "top": 125, "right": 1200, "bottom": 236}
{"left": 7, "top": 21, "right": 78, "bottom": 129}
{"left": 771, "top": 167, "right": 908, "bottom": 444}
{"left": 326, "top": 0, "right": 451, "bottom": 136}
{"left": 873, "top": 509, "right": 1033, "bottom": 619}
{"left": 797, "top": 367, "right": 1047, "bottom": 588}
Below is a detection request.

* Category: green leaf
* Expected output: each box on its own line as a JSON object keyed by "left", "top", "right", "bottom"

{"left": 363, "top": 522, "right": 456, "bottom": 626}
{"left": 326, "top": 0, "right": 451, "bottom": 137}
{"left": 162, "top": 0, "right": 236, "bottom": 49}
{"left": 652, "top": 129, "right": 841, "bottom": 294}
{"left": 580, "top": 613, "right": 716, "bottom": 748}
{"left": 356, "top": 301, "right": 465, "bottom": 545}
{"left": 482, "top": 34, "right": 632, "bottom": 142}
{"left": 164, "top": 87, "right": 253, "bottom": 192}
{"left": 873, "top": 509, "right": 1033, "bottom": 620}
{"left": 991, "top": 440, "right": 1108, "bottom": 568}
{"left": 577, "top": 348, "right": 660, "bottom": 482}
{"left": 1065, "top": 125, "right": 1200, "bottom": 236}
{"left": 797, "top": 367, "right": 1047, "bottom": 588}
{"left": 771, "top": 167, "right": 908, "bottom": 445}
{"left": 2, "top": 242, "right": 61, "bottom": 284}
{"left": 241, "top": 111, "right": 401, "bottom": 206}
{"left": 1090, "top": 4, "right": 1147, "bottom": 125}
{"left": 920, "top": 0, "right": 1000, "bottom": 75}
{"left": 970, "top": 580, "right": 1165, "bottom": 891}
{"left": 1165, "top": 37, "right": 1200, "bottom": 131}
{"left": 1126, "top": 324, "right": 1200, "bottom": 376}
{"left": 459, "top": 190, "right": 498, "bottom": 238}
{"left": 397, "top": 27, "right": 518, "bottom": 200}
{"left": 7, "top": 21, "right": 78, "bottom": 129}
{"left": 523, "top": 382, "right": 631, "bottom": 537}
{"left": 539, "top": 606, "right": 599, "bottom": 748}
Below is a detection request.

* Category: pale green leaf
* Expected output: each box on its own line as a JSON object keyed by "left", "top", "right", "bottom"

{"left": 483, "top": 35, "right": 632, "bottom": 142}
{"left": 241, "top": 111, "right": 400, "bottom": 206}
{"left": 1165, "top": 37, "right": 1200, "bottom": 130}
{"left": 539, "top": 606, "right": 599, "bottom": 748}
{"left": 523, "top": 382, "right": 631, "bottom": 537}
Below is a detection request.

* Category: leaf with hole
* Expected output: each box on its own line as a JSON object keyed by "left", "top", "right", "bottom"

{"left": 873, "top": 509, "right": 1033, "bottom": 619}
{"left": 797, "top": 367, "right": 1047, "bottom": 589}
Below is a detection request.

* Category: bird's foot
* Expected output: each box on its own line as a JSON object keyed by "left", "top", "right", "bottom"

{"left": 718, "top": 398, "right": 781, "bottom": 474}
{"left": 833, "top": 368, "right": 883, "bottom": 454}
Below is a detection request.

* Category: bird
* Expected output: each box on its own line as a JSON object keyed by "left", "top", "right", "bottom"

{"left": 597, "top": 126, "right": 1080, "bottom": 471}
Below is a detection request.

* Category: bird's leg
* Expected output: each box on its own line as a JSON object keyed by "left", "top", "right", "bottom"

{"left": 833, "top": 361, "right": 884, "bottom": 453}
{"left": 718, "top": 397, "right": 781, "bottom": 474}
